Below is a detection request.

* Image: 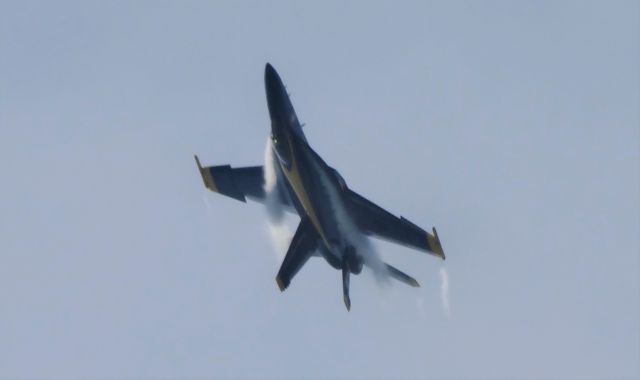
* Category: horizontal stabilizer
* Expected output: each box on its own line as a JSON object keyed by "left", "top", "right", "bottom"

{"left": 385, "top": 263, "right": 420, "bottom": 287}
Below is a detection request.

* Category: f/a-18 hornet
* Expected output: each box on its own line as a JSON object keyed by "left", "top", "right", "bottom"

{"left": 195, "top": 63, "right": 445, "bottom": 310}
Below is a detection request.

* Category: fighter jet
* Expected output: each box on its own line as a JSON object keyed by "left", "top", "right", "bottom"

{"left": 195, "top": 63, "right": 445, "bottom": 310}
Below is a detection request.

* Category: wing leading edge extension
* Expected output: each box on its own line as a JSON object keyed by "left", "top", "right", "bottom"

{"left": 346, "top": 189, "right": 445, "bottom": 260}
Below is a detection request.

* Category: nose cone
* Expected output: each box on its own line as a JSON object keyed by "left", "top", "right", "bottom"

{"left": 265, "top": 63, "right": 284, "bottom": 98}
{"left": 264, "top": 63, "right": 279, "bottom": 85}
{"left": 264, "top": 63, "right": 287, "bottom": 123}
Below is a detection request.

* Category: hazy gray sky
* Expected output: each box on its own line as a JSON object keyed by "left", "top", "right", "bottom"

{"left": 1, "top": 1, "right": 638, "bottom": 379}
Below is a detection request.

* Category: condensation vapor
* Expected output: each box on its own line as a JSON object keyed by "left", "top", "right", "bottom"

{"left": 263, "top": 138, "right": 292, "bottom": 261}
{"left": 440, "top": 266, "right": 451, "bottom": 318}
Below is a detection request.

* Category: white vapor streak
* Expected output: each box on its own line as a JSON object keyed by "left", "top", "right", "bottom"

{"left": 267, "top": 223, "right": 292, "bottom": 261}
{"left": 440, "top": 267, "right": 451, "bottom": 318}
{"left": 263, "top": 138, "right": 284, "bottom": 223}
{"left": 263, "top": 138, "right": 292, "bottom": 260}
{"left": 263, "top": 138, "right": 277, "bottom": 194}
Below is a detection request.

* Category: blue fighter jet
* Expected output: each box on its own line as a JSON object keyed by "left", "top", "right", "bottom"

{"left": 196, "top": 63, "right": 445, "bottom": 310}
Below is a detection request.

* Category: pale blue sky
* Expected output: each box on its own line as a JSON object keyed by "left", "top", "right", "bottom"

{"left": 1, "top": 1, "right": 638, "bottom": 379}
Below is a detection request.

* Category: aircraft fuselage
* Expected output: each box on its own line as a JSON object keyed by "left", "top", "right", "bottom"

{"left": 196, "top": 63, "right": 445, "bottom": 310}
{"left": 265, "top": 63, "right": 363, "bottom": 274}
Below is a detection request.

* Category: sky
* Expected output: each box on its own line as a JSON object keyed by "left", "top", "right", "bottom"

{"left": 1, "top": 1, "right": 639, "bottom": 379}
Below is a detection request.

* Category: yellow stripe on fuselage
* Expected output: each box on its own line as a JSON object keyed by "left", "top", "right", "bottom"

{"left": 280, "top": 133, "right": 330, "bottom": 246}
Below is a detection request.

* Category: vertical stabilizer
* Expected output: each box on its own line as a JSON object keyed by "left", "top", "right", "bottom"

{"left": 342, "top": 262, "right": 351, "bottom": 311}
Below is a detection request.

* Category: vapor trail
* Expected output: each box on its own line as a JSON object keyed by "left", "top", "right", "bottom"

{"left": 263, "top": 138, "right": 284, "bottom": 223}
{"left": 266, "top": 223, "right": 292, "bottom": 261}
{"left": 263, "top": 138, "right": 293, "bottom": 260}
{"left": 440, "top": 266, "right": 451, "bottom": 318}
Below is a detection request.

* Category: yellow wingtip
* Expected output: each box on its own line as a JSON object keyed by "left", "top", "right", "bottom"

{"left": 428, "top": 227, "right": 445, "bottom": 260}
{"left": 194, "top": 155, "right": 218, "bottom": 192}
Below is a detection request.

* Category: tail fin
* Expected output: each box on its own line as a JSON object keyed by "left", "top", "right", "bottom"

{"left": 275, "top": 217, "right": 317, "bottom": 291}
{"left": 342, "top": 262, "right": 351, "bottom": 311}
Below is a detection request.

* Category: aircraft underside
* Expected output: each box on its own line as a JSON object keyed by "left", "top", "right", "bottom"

{"left": 194, "top": 63, "right": 445, "bottom": 310}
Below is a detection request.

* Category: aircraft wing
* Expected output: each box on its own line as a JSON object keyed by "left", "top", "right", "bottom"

{"left": 346, "top": 189, "right": 445, "bottom": 259}
{"left": 195, "top": 155, "right": 292, "bottom": 207}
{"left": 276, "top": 217, "right": 318, "bottom": 291}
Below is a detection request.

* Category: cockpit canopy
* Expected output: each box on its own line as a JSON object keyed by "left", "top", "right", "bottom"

{"left": 271, "top": 131, "right": 292, "bottom": 169}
